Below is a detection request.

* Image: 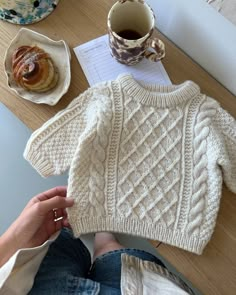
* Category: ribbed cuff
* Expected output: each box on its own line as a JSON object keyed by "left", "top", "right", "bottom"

{"left": 68, "top": 216, "right": 209, "bottom": 255}
{"left": 23, "top": 148, "right": 55, "bottom": 178}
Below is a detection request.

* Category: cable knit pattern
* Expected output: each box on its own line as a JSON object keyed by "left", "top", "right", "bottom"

{"left": 187, "top": 96, "right": 217, "bottom": 235}
{"left": 88, "top": 97, "right": 112, "bottom": 215}
{"left": 24, "top": 74, "right": 236, "bottom": 254}
{"left": 68, "top": 87, "right": 113, "bottom": 218}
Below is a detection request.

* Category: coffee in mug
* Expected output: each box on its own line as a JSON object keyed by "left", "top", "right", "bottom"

{"left": 107, "top": 0, "right": 165, "bottom": 65}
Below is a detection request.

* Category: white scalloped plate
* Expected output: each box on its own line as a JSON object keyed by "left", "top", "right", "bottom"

{"left": 4, "top": 28, "right": 71, "bottom": 105}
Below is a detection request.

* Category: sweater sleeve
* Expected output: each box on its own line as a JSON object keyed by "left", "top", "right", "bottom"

{"left": 215, "top": 107, "right": 236, "bottom": 193}
{"left": 24, "top": 87, "right": 100, "bottom": 177}
{"left": 0, "top": 233, "right": 58, "bottom": 295}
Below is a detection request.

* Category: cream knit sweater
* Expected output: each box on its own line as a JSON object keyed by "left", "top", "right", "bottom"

{"left": 24, "top": 74, "right": 236, "bottom": 254}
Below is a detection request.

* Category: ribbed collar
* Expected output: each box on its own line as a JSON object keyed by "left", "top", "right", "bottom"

{"left": 117, "top": 73, "right": 200, "bottom": 108}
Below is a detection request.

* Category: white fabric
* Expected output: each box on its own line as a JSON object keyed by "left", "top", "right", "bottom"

{"left": 0, "top": 232, "right": 59, "bottom": 294}
{"left": 23, "top": 74, "right": 236, "bottom": 255}
{"left": 142, "top": 272, "right": 188, "bottom": 295}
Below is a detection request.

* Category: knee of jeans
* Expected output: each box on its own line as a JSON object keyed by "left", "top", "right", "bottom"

{"left": 45, "top": 229, "right": 91, "bottom": 270}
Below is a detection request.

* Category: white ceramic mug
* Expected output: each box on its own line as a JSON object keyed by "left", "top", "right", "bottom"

{"left": 107, "top": 0, "right": 165, "bottom": 65}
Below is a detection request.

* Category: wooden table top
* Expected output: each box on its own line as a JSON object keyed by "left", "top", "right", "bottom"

{"left": 0, "top": 1, "right": 235, "bottom": 294}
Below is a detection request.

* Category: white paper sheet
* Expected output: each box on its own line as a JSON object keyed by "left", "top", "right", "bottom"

{"left": 73, "top": 34, "right": 171, "bottom": 86}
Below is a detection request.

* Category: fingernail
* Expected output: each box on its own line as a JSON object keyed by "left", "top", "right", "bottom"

{"left": 66, "top": 197, "right": 74, "bottom": 205}
{"left": 63, "top": 219, "right": 70, "bottom": 227}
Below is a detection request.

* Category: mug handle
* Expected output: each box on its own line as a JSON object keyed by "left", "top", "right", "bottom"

{"left": 144, "top": 38, "right": 165, "bottom": 62}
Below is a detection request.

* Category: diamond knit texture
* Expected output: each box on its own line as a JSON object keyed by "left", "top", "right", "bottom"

{"left": 24, "top": 74, "right": 236, "bottom": 254}
{"left": 117, "top": 97, "right": 183, "bottom": 227}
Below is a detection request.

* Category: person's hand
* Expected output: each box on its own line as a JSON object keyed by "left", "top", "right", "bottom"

{"left": 0, "top": 186, "right": 74, "bottom": 267}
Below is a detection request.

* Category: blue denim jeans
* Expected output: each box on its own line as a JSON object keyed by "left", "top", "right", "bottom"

{"left": 28, "top": 228, "right": 165, "bottom": 294}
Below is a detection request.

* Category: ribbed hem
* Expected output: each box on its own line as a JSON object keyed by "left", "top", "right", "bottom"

{"left": 23, "top": 148, "right": 55, "bottom": 178}
{"left": 69, "top": 216, "right": 209, "bottom": 255}
{"left": 117, "top": 73, "right": 200, "bottom": 108}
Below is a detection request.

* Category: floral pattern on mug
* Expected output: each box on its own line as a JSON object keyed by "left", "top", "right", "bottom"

{"left": 107, "top": 0, "right": 165, "bottom": 65}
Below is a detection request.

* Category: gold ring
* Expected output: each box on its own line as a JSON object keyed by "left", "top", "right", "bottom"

{"left": 53, "top": 209, "right": 63, "bottom": 222}
{"left": 53, "top": 209, "right": 57, "bottom": 220}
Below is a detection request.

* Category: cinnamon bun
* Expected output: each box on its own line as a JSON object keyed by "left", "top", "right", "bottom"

{"left": 12, "top": 45, "right": 59, "bottom": 93}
